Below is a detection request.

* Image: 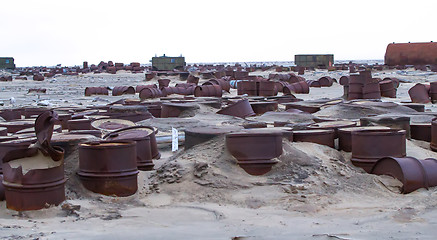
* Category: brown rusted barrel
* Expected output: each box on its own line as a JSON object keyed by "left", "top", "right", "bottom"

{"left": 362, "top": 81, "right": 381, "bottom": 99}
{"left": 139, "top": 87, "right": 163, "bottom": 100}
{"left": 158, "top": 79, "right": 171, "bottom": 88}
{"left": 337, "top": 126, "right": 390, "bottom": 152}
{"left": 161, "top": 103, "right": 199, "bottom": 118}
{"left": 410, "top": 123, "right": 431, "bottom": 142}
{"left": 339, "top": 76, "right": 349, "bottom": 86}
{"left": 0, "top": 120, "right": 35, "bottom": 133}
{"left": 217, "top": 99, "right": 255, "bottom": 118}
{"left": 385, "top": 42, "right": 437, "bottom": 66}
{"left": 351, "top": 129, "right": 406, "bottom": 173}
{"left": 136, "top": 84, "right": 157, "bottom": 93}
{"left": 409, "top": 83, "right": 431, "bottom": 103}
{"left": 292, "top": 129, "right": 335, "bottom": 148}
{"left": 145, "top": 72, "right": 156, "bottom": 81}
{"left": 430, "top": 82, "right": 437, "bottom": 102}
{"left": 226, "top": 130, "right": 282, "bottom": 175}
{"left": 430, "top": 119, "right": 437, "bottom": 152}
{"left": 258, "top": 81, "right": 278, "bottom": 96}
{"left": 238, "top": 81, "right": 257, "bottom": 96}
{"left": 371, "top": 157, "right": 437, "bottom": 194}
{"left": 307, "top": 80, "right": 321, "bottom": 87}
{"left": 67, "top": 119, "right": 92, "bottom": 131}
{"left": 203, "top": 79, "right": 230, "bottom": 92}
{"left": 307, "top": 120, "right": 357, "bottom": 138}
{"left": 112, "top": 86, "right": 135, "bottom": 96}
{"left": 250, "top": 101, "right": 278, "bottom": 115}
{"left": 161, "top": 86, "right": 194, "bottom": 96}
{"left": 104, "top": 127, "right": 156, "bottom": 171}
{"left": 194, "top": 85, "right": 222, "bottom": 97}
{"left": 2, "top": 147, "right": 66, "bottom": 210}
{"left": 318, "top": 76, "right": 334, "bottom": 87}
{"left": 85, "top": 87, "right": 109, "bottom": 96}
{"left": 379, "top": 79, "right": 397, "bottom": 98}
{"left": 187, "top": 75, "right": 199, "bottom": 85}
{"left": 77, "top": 141, "right": 138, "bottom": 196}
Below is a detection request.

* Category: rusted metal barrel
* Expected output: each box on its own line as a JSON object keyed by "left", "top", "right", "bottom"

{"left": 67, "top": 119, "right": 92, "bottom": 131}
{"left": 0, "top": 120, "right": 35, "bottom": 133}
{"left": 385, "top": 42, "right": 437, "bottom": 66}
{"left": 283, "top": 81, "right": 310, "bottom": 94}
{"left": 145, "top": 72, "right": 156, "bottom": 81}
{"left": 161, "top": 86, "right": 194, "bottom": 96}
{"left": 226, "top": 130, "right": 282, "bottom": 175}
{"left": 337, "top": 126, "right": 390, "bottom": 152}
{"left": 2, "top": 111, "right": 66, "bottom": 211}
{"left": 379, "top": 79, "right": 397, "bottom": 98}
{"left": 158, "top": 79, "right": 171, "bottom": 88}
{"left": 430, "top": 119, "right": 437, "bottom": 151}
{"left": 136, "top": 84, "right": 157, "bottom": 93}
{"left": 194, "top": 85, "right": 222, "bottom": 97}
{"left": 258, "top": 81, "right": 278, "bottom": 96}
{"left": 0, "top": 109, "right": 22, "bottom": 121}
{"left": 77, "top": 141, "right": 138, "bottom": 196}
{"left": 360, "top": 116, "right": 411, "bottom": 138}
{"left": 250, "top": 101, "right": 278, "bottom": 115}
{"left": 139, "top": 87, "right": 163, "bottom": 100}
{"left": 408, "top": 83, "right": 430, "bottom": 103}
{"left": 85, "top": 87, "right": 109, "bottom": 96}
{"left": 339, "top": 76, "right": 349, "bottom": 86}
{"left": 161, "top": 103, "right": 199, "bottom": 118}
{"left": 217, "top": 99, "right": 255, "bottom": 118}
{"left": 371, "top": 157, "right": 437, "bottom": 194}
{"left": 104, "top": 127, "right": 156, "bottom": 171}
{"left": 318, "top": 76, "right": 334, "bottom": 87}
{"left": 351, "top": 129, "right": 406, "bottom": 172}
{"left": 2, "top": 147, "right": 66, "bottom": 210}
{"left": 307, "top": 80, "right": 321, "bottom": 87}
{"left": 410, "top": 123, "right": 431, "bottom": 142}
{"left": 203, "top": 79, "right": 231, "bottom": 92}
{"left": 292, "top": 129, "right": 335, "bottom": 148}
{"left": 187, "top": 75, "right": 200, "bottom": 85}
{"left": 307, "top": 120, "right": 356, "bottom": 138}
{"left": 112, "top": 86, "right": 135, "bottom": 96}
{"left": 0, "top": 138, "right": 33, "bottom": 174}
{"left": 430, "top": 82, "right": 437, "bottom": 102}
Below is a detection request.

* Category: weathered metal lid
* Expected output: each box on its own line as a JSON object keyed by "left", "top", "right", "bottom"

{"left": 91, "top": 119, "right": 136, "bottom": 131}
{"left": 104, "top": 127, "right": 154, "bottom": 141}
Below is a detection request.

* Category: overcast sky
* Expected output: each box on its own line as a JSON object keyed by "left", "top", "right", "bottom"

{"left": 1, "top": 0, "right": 436, "bottom": 67}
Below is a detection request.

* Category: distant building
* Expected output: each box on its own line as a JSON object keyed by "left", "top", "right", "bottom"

{"left": 151, "top": 54, "right": 186, "bottom": 71}
{"left": 0, "top": 57, "right": 15, "bottom": 69}
{"left": 295, "top": 54, "right": 334, "bottom": 68}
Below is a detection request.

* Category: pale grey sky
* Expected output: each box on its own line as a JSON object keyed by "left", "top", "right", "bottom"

{"left": 1, "top": 0, "right": 436, "bottom": 67}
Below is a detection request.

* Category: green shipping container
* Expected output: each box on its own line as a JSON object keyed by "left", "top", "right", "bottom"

{"left": 0, "top": 57, "right": 15, "bottom": 69}
{"left": 295, "top": 54, "right": 334, "bottom": 68}
{"left": 151, "top": 55, "right": 186, "bottom": 71}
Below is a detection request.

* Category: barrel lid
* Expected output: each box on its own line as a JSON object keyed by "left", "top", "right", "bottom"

{"left": 103, "top": 126, "right": 155, "bottom": 140}
{"left": 91, "top": 119, "right": 135, "bottom": 131}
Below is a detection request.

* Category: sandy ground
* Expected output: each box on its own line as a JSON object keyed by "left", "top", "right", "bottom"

{"left": 1, "top": 68, "right": 437, "bottom": 239}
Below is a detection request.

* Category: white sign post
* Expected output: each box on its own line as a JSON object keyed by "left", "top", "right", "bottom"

{"left": 172, "top": 127, "right": 179, "bottom": 152}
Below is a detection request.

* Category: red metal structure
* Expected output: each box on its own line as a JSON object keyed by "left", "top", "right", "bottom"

{"left": 385, "top": 42, "right": 437, "bottom": 66}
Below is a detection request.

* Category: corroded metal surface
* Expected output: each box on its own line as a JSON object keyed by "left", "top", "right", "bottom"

{"left": 78, "top": 141, "right": 138, "bottom": 196}
{"left": 371, "top": 157, "right": 437, "bottom": 194}
{"left": 351, "top": 129, "right": 406, "bottom": 173}
{"left": 226, "top": 130, "right": 282, "bottom": 175}
{"left": 2, "top": 111, "right": 66, "bottom": 211}
{"left": 292, "top": 129, "right": 335, "bottom": 148}
{"left": 217, "top": 99, "right": 255, "bottom": 118}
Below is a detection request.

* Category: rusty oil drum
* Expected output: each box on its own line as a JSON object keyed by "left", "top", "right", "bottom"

{"left": 351, "top": 129, "right": 406, "bottom": 172}
{"left": 104, "top": 127, "right": 156, "bottom": 171}
{"left": 226, "top": 130, "right": 282, "bottom": 176}
{"left": 77, "top": 141, "right": 139, "bottom": 197}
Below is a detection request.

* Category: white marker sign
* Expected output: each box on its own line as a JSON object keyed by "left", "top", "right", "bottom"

{"left": 172, "top": 127, "right": 178, "bottom": 152}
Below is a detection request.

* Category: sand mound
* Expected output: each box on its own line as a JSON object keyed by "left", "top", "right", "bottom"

{"left": 140, "top": 137, "right": 402, "bottom": 211}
